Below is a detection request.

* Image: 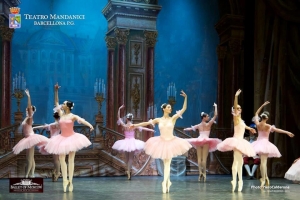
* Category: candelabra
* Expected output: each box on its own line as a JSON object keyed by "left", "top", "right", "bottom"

{"left": 94, "top": 78, "right": 105, "bottom": 123}
{"left": 12, "top": 72, "right": 26, "bottom": 123}
{"left": 167, "top": 82, "right": 176, "bottom": 109}
{"left": 147, "top": 104, "right": 157, "bottom": 120}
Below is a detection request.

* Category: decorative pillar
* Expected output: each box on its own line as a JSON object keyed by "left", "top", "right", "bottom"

{"left": 105, "top": 36, "right": 116, "bottom": 130}
{"left": 216, "top": 45, "right": 227, "bottom": 127}
{"left": 0, "top": 18, "right": 14, "bottom": 128}
{"left": 144, "top": 31, "right": 157, "bottom": 140}
{"left": 115, "top": 28, "right": 129, "bottom": 133}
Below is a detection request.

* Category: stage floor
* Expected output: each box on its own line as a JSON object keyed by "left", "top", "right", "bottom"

{"left": 0, "top": 175, "right": 298, "bottom": 200}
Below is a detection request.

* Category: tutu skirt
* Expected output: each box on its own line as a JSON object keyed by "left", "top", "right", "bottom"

{"left": 144, "top": 136, "right": 192, "bottom": 159}
{"left": 285, "top": 160, "right": 300, "bottom": 181}
{"left": 44, "top": 132, "right": 91, "bottom": 155}
{"left": 13, "top": 134, "right": 49, "bottom": 154}
{"left": 217, "top": 137, "right": 256, "bottom": 157}
{"left": 112, "top": 138, "right": 145, "bottom": 153}
{"left": 251, "top": 139, "right": 281, "bottom": 157}
{"left": 187, "top": 137, "right": 222, "bottom": 152}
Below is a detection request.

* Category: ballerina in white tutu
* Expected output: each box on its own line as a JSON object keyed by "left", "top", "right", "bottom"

{"left": 252, "top": 101, "right": 294, "bottom": 187}
{"left": 44, "top": 83, "right": 94, "bottom": 192}
{"left": 285, "top": 157, "right": 300, "bottom": 184}
{"left": 12, "top": 89, "right": 49, "bottom": 178}
{"left": 184, "top": 103, "right": 221, "bottom": 182}
{"left": 112, "top": 105, "right": 154, "bottom": 180}
{"left": 131, "top": 90, "right": 192, "bottom": 193}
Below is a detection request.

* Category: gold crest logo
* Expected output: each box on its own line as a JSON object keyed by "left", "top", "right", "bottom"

{"left": 10, "top": 7, "right": 20, "bottom": 15}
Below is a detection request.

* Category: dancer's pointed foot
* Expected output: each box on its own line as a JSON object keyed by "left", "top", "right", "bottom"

{"left": 231, "top": 180, "right": 236, "bottom": 192}
{"left": 126, "top": 171, "right": 131, "bottom": 180}
{"left": 203, "top": 174, "right": 206, "bottom": 182}
{"left": 238, "top": 181, "right": 243, "bottom": 192}
{"left": 167, "top": 180, "right": 172, "bottom": 193}
{"left": 265, "top": 177, "right": 270, "bottom": 186}
{"left": 162, "top": 181, "right": 167, "bottom": 193}
{"left": 260, "top": 178, "right": 265, "bottom": 188}
{"left": 198, "top": 173, "right": 203, "bottom": 182}
{"left": 63, "top": 180, "right": 70, "bottom": 193}
{"left": 69, "top": 182, "right": 73, "bottom": 192}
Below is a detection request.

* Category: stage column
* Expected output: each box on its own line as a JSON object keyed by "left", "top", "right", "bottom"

{"left": 0, "top": 19, "right": 14, "bottom": 128}
{"left": 105, "top": 36, "right": 116, "bottom": 130}
{"left": 144, "top": 30, "right": 157, "bottom": 140}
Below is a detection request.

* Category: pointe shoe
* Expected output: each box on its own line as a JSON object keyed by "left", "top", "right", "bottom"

{"left": 203, "top": 174, "right": 206, "bottom": 182}
{"left": 162, "top": 181, "right": 167, "bottom": 193}
{"left": 63, "top": 180, "right": 70, "bottom": 193}
{"left": 231, "top": 180, "right": 236, "bottom": 192}
{"left": 265, "top": 177, "right": 270, "bottom": 186}
{"left": 126, "top": 171, "right": 131, "bottom": 180}
{"left": 260, "top": 178, "right": 265, "bottom": 188}
{"left": 167, "top": 180, "right": 172, "bottom": 193}
{"left": 69, "top": 182, "right": 73, "bottom": 192}
{"left": 198, "top": 174, "right": 203, "bottom": 181}
{"left": 238, "top": 181, "right": 243, "bottom": 192}
{"left": 52, "top": 171, "right": 55, "bottom": 182}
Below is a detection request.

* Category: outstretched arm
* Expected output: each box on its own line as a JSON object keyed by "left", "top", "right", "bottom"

{"left": 173, "top": 90, "right": 187, "bottom": 120}
{"left": 245, "top": 125, "right": 256, "bottom": 134}
{"left": 208, "top": 103, "right": 218, "bottom": 126}
{"left": 272, "top": 127, "right": 294, "bottom": 138}
{"left": 74, "top": 115, "right": 94, "bottom": 131}
{"left": 138, "top": 127, "right": 155, "bottom": 132}
{"left": 253, "top": 101, "right": 270, "bottom": 125}
{"left": 132, "top": 118, "right": 159, "bottom": 127}
{"left": 33, "top": 125, "right": 48, "bottom": 130}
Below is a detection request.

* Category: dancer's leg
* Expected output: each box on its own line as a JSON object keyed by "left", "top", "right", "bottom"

{"left": 68, "top": 151, "right": 76, "bottom": 192}
{"left": 59, "top": 154, "right": 68, "bottom": 192}
{"left": 196, "top": 147, "right": 203, "bottom": 181}
{"left": 201, "top": 144, "right": 209, "bottom": 182}
{"left": 25, "top": 146, "right": 35, "bottom": 178}
{"left": 162, "top": 159, "right": 172, "bottom": 193}
{"left": 53, "top": 155, "right": 60, "bottom": 181}
{"left": 127, "top": 152, "right": 134, "bottom": 178}
{"left": 231, "top": 150, "right": 239, "bottom": 192}
{"left": 236, "top": 151, "right": 243, "bottom": 191}
{"left": 260, "top": 154, "right": 268, "bottom": 187}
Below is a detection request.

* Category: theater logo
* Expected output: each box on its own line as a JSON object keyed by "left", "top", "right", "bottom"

{"left": 9, "top": 7, "right": 21, "bottom": 29}
{"left": 10, "top": 178, "right": 43, "bottom": 193}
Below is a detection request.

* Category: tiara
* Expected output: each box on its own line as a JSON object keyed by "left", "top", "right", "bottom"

{"left": 201, "top": 112, "right": 204, "bottom": 116}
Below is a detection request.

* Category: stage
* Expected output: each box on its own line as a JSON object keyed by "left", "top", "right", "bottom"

{"left": 0, "top": 175, "right": 298, "bottom": 200}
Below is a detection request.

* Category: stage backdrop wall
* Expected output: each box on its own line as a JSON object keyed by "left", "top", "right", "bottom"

{"left": 11, "top": 0, "right": 219, "bottom": 130}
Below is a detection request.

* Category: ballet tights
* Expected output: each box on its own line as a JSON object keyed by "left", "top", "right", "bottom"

{"left": 25, "top": 146, "right": 35, "bottom": 178}
{"left": 59, "top": 151, "right": 76, "bottom": 192}
{"left": 53, "top": 155, "right": 60, "bottom": 174}
{"left": 125, "top": 152, "right": 134, "bottom": 172}
{"left": 162, "top": 159, "right": 172, "bottom": 193}
{"left": 260, "top": 154, "right": 269, "bottom": 187}
{"left": 231, "top": 150, "right": 243, "bottom": 192}
{"left": 196, "top": 144, "right": 209, "bottom": 181}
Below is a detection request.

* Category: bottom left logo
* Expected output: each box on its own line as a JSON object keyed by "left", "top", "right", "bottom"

{"left": 9, "top": 178, "right": 43, "bottom": 193}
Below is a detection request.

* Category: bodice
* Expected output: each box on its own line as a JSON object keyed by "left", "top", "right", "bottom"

{"left": 158, "top": 119, "right": 174, "bottom": 140}
{"left": 124, "top": 130, "right": 135, "bottom": 139}
{"left": 198, "top": 131, "right": 210, "bottom": 139}
{"left": 22, "top": 122, "right": 34, "bottom": 137}
{"left": 59, "top": 119, "right": 75, "bottom": 137}
{"left": 233, "top": 120, "right": 246, "bottom": 139}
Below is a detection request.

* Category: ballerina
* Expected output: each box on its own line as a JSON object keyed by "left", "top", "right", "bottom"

{"left": 131, "top": 90, "right": 192, "bottom": 193}
{"left": 44, "top": 83, "right": 94, "bottom": 192}
{"left": 217, "top": 89, "right": 257, "bottom": 192}
{"left": 251, "top": 101, "right": 294, "bottom": 187}
{"left": 12, "top": 89, "right": 49, "bottom": 178}
{"left": 33, "top": 111, "right": 61, "bottom": 181}
{"left": 285, "top": 157, "right": 300, "bottom": 184}
{"left": 184, "top": 103, "right": 221, "bottom": 182}
{"left": 112, "top": 105, "right": 155, "bottom": 180}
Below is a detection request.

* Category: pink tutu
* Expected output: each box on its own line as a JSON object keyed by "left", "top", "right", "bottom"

{"left": 112, "top": 138, "right": 145, "bottom": 153}
{"left": 285, "top": 160, "right": 300, "bottom": 181}
{"left": 44, "top": 133, "right": 91, "bottom": 155}
{"left": 217, "top": 138, "right": 256, "bottom": 157}
{"left": 13, "top": 134, "right": 49, "bottom": 154}
{"left": 251, "top": 139, "right": 281, "bottom": 157}
{"left": 144, "top": 136, "right": 192, "bottom": 159}
{"left": 187, "top": 137, "right": 222, "bottom": 152}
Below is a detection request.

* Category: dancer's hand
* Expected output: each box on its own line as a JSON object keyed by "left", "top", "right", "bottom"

{"left": 180, "top": 90, "right": 187, "bottom": 98}
{"left": 249, "top": 128, "right": 256, "bottom": 134}
{"left": 262, "top": 101, "right": 270, "bottom": 106}
{"left": 287, "top": 132, "right": 294, "bottom": 138}
{"left": 89, "top": 125, "right": 94, "bottom": 131}
{"left": 213, "top": 103, "right": 217, "bottom": 107}
{"left": 119, "top": 104, "right": 125, "bottom": 110}
{"left": 235, "top": 89, "right": 242, "bottom": 96}
{"left": 24, "top": 89, "right": 30, "bottom": 97}
{"left": 54, "top": 83, "right": 61, "bottom": 90}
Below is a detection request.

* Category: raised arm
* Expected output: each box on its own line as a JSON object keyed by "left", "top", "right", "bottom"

{"left": 54, "top": 83, "right": 63, "bottom": 116}
{"left": 233, "top": 89, "right": 241, "bottom": 125}
{"left": 24, "top": 89, "right": 33, "bottom": 125}
{"left": 272, "top": 127, "right": 294, "bottom": 138}
{"left": 253, "top": 101, "right": 270, "bottom": 125}
{"left": 207, "top": 103, "right": 218, "bottom": 126}
{"left": 173, "top": 90, "right": 187, "bottom": 120}
{"left": 117, "top": 105, "right": 126, "bottom": 127}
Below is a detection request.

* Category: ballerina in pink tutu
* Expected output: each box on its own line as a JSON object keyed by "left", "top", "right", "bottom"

{"left": 285, "top": 157, "right": 300, "bottom": 184}
{"left": 217, "top": 89, "right": 257, "bottom": 192}
{"left": 252, "top": 101, "right": 294, "bottom": 187}
{"left": 33, "top": 111, "right": 61, "bottom": 181}
{"left": 12, "top": 89, "right": 49, "bottom": 178}
{"left": 112, "top": 105, "right": 154, "bottom": 180}
{"left": 183, "top": 103, "right": 221, "bottom": 182}
{"left": 131, "top": 90, "right": 192, "bottom": 193}
{"left": 44, "top": 83, "right": 94, "bottom": 192}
